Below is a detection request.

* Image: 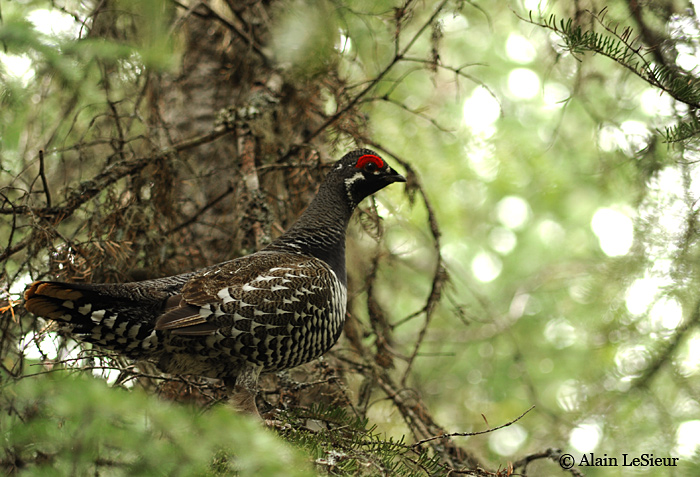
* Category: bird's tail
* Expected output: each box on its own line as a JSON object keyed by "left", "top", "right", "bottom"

{"left": 23, "top": 281, "right": 165, "bottom": 356}
{"left": 25, "top": 281, "right": 97, "bottom": 326}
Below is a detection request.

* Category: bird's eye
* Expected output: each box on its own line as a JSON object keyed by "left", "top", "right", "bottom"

{"left": 364, "top": 161, "right": 378, "bottom": 173}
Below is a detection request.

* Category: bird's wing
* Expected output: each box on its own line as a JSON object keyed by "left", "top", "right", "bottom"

{"left": 154, "top": 252, "right": 339, "bottom": 337}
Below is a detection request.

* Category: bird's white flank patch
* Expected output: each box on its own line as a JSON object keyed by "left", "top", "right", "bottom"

{"left": 90, "top": 309, "right": 106, "bottom": 323}
{"left": 218, "top": 288, "right": 234, "bottom": 304}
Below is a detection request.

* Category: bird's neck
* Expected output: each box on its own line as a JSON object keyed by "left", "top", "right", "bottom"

{"left": 266, "top": 180, "right": 354, "bottom": 284}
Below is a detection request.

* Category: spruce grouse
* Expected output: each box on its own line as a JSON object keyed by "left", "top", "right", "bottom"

{"left": 23, "top": 149, "right": 405, "bottom": 415}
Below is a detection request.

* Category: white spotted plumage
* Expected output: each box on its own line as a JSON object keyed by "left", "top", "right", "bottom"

{"left": 166, "top": 254, "right": 348, "bottom": 372}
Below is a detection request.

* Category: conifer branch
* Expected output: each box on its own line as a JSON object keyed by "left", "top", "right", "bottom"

{"left": 521, "top": 9, "right": 700, "bottom": 109}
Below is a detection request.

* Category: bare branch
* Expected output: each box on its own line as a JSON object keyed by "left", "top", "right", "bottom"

{"left": 412, "top": 405, "right": 535, "bottom": 446}
{"left": 38, "top": 150, "right": 52, "bottom": 208}
{"left": 303, "top": 0, "right": 452, "bottom": 144}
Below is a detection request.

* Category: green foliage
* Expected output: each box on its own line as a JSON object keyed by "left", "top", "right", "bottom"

{"left": 1, "top": 373, "right": 313, "bottom": 476}
{"left": 666, "top": 116, "right": 700, "bottom": 144}
{"left": 279, "top": 405, "right": 446, "bottom": 476}
{"left": 528, "top": 8, "right": 700, "bottom": 145}
{"left": 270, "top": 0, "right": 340, "bottom": 78}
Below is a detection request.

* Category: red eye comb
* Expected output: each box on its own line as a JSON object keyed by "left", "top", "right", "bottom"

{"left": 356, "top": 154, "right": 384, "bottom": 169}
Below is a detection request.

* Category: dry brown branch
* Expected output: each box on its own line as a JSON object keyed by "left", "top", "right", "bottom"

{"left": 1, "top": 126, "right": 234, "bottom": 218}
{"left": 366, "top": 251, "right": 397, "bottom": 370}
{"left": 511, "top": 447, "right": 586, "bottom": 477}
{"left": 374, "top": 368, "right": 483, "bottom": 470}
{"left": 37, "top": 150, "right": 52, "bottom": 208}
{"left": 412, "top": 405, "right": 535, "bottom": 447}
{"left": 166, "top": 184, "right": 236, "bottom": 235}
{"left": 364, "top": 143, "right": 448, "bottom": 386}
{"left": 177, "top": 0, "right": 271, "bottom": 64}
{"left": 238, "top": 129, "right": 265, "bottom": 248}
{"left": 633, "top": 294, "right": 700, "bottom": 389}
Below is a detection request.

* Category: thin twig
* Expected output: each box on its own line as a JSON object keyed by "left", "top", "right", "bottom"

{"left": 373, "top": 368, "right": 483, "bottom": 469}
{"left": 0, "top": 234, "right": 34, "bottom": 263}
{"left": 0, "top": 126, "right": 233, "bottom": 219}
{"left": 238, "top": 130, "right": 265, "bottom": 248}
{"left": 400, "top": 262, "right": 447, "bottom": 386}
{"left": 366, "top": 143, "right": 447, "bottom": 386}
{"left": 0, "top": 126, "right": 234, "bottom": 263}
{"left": 520, "top": 9, "right": 700, "bottom": 109}
{"left": 303, "top": 0, "right": 451, "bottom": 145}
{"left": 171, "top": 0, "right": 270, "bottom": 65}
{"left": 38, "top": 150, "right": 52, "bottom": 208}
{"left": 167, "top": 183, "right": 236, "bottom": 235}
{"left": 359, "top": 95, "right": 454, "bottom": 133}
{"left": 633, "top": 295, "right": 700, "bottom": 389}
{"left": 412, "top": 405, "right": 536, "bottom": 447}
{"left": 366, "top": 249, "right": 396, "bottom": 370}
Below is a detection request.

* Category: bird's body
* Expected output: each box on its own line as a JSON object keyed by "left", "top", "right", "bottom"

{"left": 24, "top": 149, "right": 405, "bottom": 414}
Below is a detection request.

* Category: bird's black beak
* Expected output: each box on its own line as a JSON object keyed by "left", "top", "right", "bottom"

{"left": 386, "top": 167, "right": 406, "bottom": 183}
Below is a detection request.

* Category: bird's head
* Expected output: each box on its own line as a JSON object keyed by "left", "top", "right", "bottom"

{"left": 330, "top": 149, "right": 406, "bottom": 207}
